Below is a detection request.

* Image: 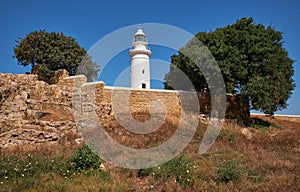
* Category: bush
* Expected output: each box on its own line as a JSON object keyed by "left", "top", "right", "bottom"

{"left": 67, "top": 145, "right": 102, "bottom": 171}
{"left": 216, "top": 160, "right": 241, "bottom": 183}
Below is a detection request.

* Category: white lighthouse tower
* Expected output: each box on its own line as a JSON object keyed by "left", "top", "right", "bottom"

{"left": 129, "top": 27, "right": 151, "bottom": 89}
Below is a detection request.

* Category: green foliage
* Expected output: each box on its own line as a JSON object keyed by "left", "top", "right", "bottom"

{"left": 228, "top": 133, "right": 237, "bottom": 143}
{"left": 38, "top": 63, "right": 53, "bottom": 79}
{"left": 0, "top": 145, "right": 106, "bottom": 191}
{"left": 137, "top": 167, "right": 153, "bottom": 178}
{"left": 216, "top": 160, "right": 242, "bottom": 183}
{"left": 164, "top": 17, "right": 295, "bottom": 116}
{"left": 0, "top": 153, "right": 41, "bottom": 182}
{"left": 139, "top": 155, "right": 195, "bottom": 187}
{"left": 14, "top": 30, "right": 99, "bottom": 82}
{"left": 67, "top": 145, "right": 102, "bottom": 171}
{"left": 246, "top": 117, "right": 281, "bottom": 130}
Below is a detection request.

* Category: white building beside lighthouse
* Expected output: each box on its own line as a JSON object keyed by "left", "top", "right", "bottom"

{"left": 129, "top": 28, "right": 151, "bottom": 89}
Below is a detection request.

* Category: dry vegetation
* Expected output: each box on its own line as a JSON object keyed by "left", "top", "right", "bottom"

{"left": 1, "top": 114, "right": 299, "bottom": 191}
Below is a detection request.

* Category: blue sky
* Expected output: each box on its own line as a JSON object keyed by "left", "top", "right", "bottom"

{"left": 0, "top": 0, "right": 299, "bottom": 115}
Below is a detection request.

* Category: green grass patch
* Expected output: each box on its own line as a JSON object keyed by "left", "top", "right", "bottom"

{"left": 138, "top": 154, "right": 196, "bottom": 187}
{"left": 216, "top": 160, "right": 242, "bottom": 183}
{"left": 0, "top": 145, "right": 108, "bottom": 191}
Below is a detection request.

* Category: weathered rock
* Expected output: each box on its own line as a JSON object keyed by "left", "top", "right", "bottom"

{"left": 0, "top": 72, "right": 78, "bottom": 148}
{"left": 241, "top": 128, "right": 253, "bottom": 140}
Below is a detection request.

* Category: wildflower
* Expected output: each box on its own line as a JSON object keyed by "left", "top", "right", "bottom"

{"left": 186, "top": 170, "right": 189, "bottom": 173}
{"left": 24, "top": 168, "right": 27, "bottom": 171}
{"left": 67, "top": 170, "right": 70, "bottom": 173}
{"left": 21, "top": 174, "right": 24, "bottom": 177}
{"left": 193, "top": 165, "right": 196, "bottom": 169}
{"left": 157, "top": 166, "right": 160, "bottom": 170}
{"left": 5, "top": 176, "right": 8, "bottom": 179}
{"left": 150, "top": 184, "right": 154, "bottom": 188}
{"left": 0, "top": 181, "right": 3, "bottom": 184}
{"left": 28, "top": 162, "right": 31, "bottom": 165}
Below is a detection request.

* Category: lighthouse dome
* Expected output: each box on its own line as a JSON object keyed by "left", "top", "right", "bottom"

{"left": 135, "top": 28, "right": 145, "bottom": 36}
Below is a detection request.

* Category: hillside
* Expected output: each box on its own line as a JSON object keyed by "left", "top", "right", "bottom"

{"left": 0, "top": 114, "right": 299, "bottom": 191}
{"left": 0, "top": 72, "right": 299, "bottom": 191}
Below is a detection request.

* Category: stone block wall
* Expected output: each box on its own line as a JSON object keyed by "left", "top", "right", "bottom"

{"left": 0, "top": 70, "right": 249, "bottom": 148}
{"left": 0, "top": 72, "right": 78, "bottom": 148}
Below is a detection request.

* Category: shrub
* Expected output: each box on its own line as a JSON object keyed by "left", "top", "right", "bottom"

{"left": 67, "top": 145, "right": 102, "bottom": 171}
{"left": 216, "top": 160, "right": 241, "bottom": 183}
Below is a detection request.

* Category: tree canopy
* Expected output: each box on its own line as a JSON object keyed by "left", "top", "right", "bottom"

{"left": 164, "top": 17, "right": 295, "bottom": 115}
{"left": 14, "top": 30, "right": 99, "bottom": 82}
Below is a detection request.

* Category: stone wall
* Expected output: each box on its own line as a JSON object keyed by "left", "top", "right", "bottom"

{"left": 0, "top": 70, "right": 249, "bottom": 148}
{"left": 0, "top": 71, "right": 79, "bottom": 148}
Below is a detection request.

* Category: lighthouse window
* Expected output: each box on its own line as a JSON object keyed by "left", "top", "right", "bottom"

{"left": 142, "top": 83, "right": 146, "bottom": 89}
{"left": 135, "top": 35, "right": 145, "bottom": 42}
{"left": 142, "top": 69, "right": 145, "bottom": 74}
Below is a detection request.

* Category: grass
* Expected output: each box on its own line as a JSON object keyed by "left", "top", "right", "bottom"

{"left": 0, "top": 145, "right": 108, "bottom": 192}
{"left": 0, "top": 115, "right": 299, "bottom": 191}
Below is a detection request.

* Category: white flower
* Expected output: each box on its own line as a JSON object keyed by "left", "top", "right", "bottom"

{"left": 186, "top": 170, "right": 189, "bottom": 173}
{"left": 22, "top": 174, "right": 24, "bottom": 177}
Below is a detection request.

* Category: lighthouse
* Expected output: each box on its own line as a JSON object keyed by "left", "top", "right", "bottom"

{"left": 129, "top": 28, "right": 151, "bottom": 89}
